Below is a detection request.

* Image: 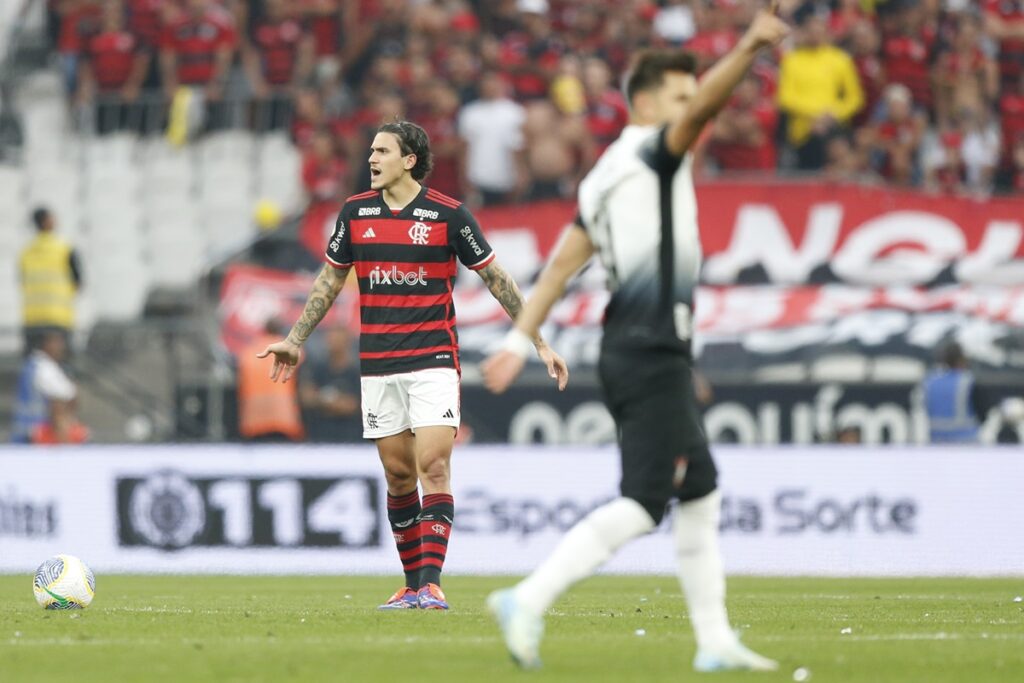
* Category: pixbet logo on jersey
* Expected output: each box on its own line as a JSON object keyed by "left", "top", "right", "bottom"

{"left": 409, "top": 222, "right": 431, "bottom": 245}
{"left": 369, "top": 265, "right": 429, "bottom": 289}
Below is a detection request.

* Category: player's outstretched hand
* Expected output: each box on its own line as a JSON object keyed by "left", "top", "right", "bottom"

{"left": 256, "top": 339, "right": 302, "bottom": 383}
{"left": 743, "top": 2, "right": 790, "bottom": 51}
{"left": 536, "top": 343, "right": 569, "bottom": 391}
{"left": 481, "top": 350, "right": 527, "bottom": 395}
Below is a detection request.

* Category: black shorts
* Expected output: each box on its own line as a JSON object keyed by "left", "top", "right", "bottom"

{"left": 598, "top": 346, "right": 717, "bottom": 522}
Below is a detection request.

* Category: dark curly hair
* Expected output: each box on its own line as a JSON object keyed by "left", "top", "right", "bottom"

{"left": 377, "top": 121, "right": 433, "bottom": 181}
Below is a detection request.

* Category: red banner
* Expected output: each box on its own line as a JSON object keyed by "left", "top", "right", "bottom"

{"left": 219, "top": 264, "right": 357, "bottom": 356}
{"left": 471, "top": 183, "right": 1024, "bottom": 286}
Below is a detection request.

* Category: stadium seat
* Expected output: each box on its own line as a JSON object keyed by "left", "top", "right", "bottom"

{"left": 85, "top": 207, "right": 145, "bottom": 248}
{"left": 201, "top": 205, "right": 257, "bottom": 259}
{"left": 141, "top": 139, "right": 195, "bottom": 195}
{"left": 257, "top": 132, "right": 302, "bottom": 212}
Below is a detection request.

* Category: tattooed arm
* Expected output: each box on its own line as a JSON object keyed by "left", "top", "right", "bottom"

{"left": 258, "top": 263, "right": 351, "bottom": 382}
{"left": 480, "top": 224, "right": 595, "bottom": 394}
{"left": 476, "top": 260, "right": 540, "bottom": 344}
{"left": 476, "top": 259, "right": 570, "bottom": 391}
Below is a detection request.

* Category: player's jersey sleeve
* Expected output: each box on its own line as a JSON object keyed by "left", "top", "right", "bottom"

{"left": 449, "top": 204, "right": 495, "bottom": 270}
{"left": 647, "top": 124, "right": 686, "bottom": 176}
{"left": 325, "top": 204, "right": 353, "bottom": 267}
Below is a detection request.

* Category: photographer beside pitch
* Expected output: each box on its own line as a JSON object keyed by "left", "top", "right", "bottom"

{"left": 481, "top": 3, "right": 790, "bottom": 672}
{"left": 259, "top": 121, "right": 567, "bottom": 611}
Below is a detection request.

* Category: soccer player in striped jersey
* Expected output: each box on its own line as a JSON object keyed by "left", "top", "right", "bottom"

{"left": 259, "top": 120, "right": 568, "bottom": 610}
{"left": 481, "top": 4, "right": 789, "bottom": 673}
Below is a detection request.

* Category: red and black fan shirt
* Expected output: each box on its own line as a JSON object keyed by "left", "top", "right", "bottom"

{"left": 160, "top": 8, "right": 237, "bottom": 86}
{"left": 325, "top": 187, "right": 495, "bottom": 376}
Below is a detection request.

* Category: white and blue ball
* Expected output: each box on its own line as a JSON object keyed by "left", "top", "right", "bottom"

{"left": 33, "top": 555, "right": 95, "bottom": 609}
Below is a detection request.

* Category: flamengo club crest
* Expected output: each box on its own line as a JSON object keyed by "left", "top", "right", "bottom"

{"left": 408, "top": 221, "right": 431, "bottom": 245}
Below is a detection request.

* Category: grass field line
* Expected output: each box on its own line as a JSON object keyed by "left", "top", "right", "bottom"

{"left": 5, "top": 631, "right": 1024, "bottom": 649}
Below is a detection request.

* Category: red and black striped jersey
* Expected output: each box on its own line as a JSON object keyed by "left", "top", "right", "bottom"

{"left": 325, "top": 186, "right": 495, "bottom": 376}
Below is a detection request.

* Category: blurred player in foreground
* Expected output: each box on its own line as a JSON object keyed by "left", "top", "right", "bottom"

{"left": 481, "top": 3, "right": 790, "bottom": 672}
{"left": 259, "top": 121, "right": 567, "bottom": 610}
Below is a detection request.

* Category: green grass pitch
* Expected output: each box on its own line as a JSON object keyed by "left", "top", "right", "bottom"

{"left": 1, "top": 576, "right": 1021, "bottom": 682}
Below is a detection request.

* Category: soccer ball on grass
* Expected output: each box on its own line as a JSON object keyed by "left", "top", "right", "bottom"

{"left": 33, "top": 554, "right": 95, "bottom": 609}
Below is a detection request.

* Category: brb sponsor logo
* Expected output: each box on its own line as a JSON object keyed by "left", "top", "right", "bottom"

{"left": 368, "top": 265, "right": 428, "bottom": 289}
{"left": 720, "top": 489, "right": 917, "bottom": 535}
{"left": 409, "top": 221, "right": 431, "bottom": 245}
{"left": 413, "top": 208, "right": 439, "bottom": 220}
{"left": 459, "top": 225, "right": 484, "bottom": 256}
{"left": 358, "top": 206, "right": 381, "bottom": 216}
{"left": 117, "top": 470, "right": 381, "bottom": 549}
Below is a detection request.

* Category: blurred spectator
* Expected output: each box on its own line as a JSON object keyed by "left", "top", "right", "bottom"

{"left": 706, "top": 72, "right": 778, "bottom": 172}
{"left": 299, "top": 127, "right": 348, "bottom": 257}
{"left": 778, "top": 12, "right": 864, "bottom": 170}
{"left": 959, "top": 106, "right": 1001, "bottom": 195}
{"left": 419, "top": 81, "right": 466, "bottom": 199}
{"left": 299, "top": 326, "right": 361, "bottom": 443}
{"left": 863, "top": 83, "right": 926, "bottom": 186}
{"left": 159, "top": 0, "right": 238, "bottom": 130}
{"left": 242, "top": 0, "right": 315, "bottom": 131}
{"left": 685, "top": 0, "right": 739, "bottom": 74}
{"left": 824, "top": 132, "right": 873, "bottom": 183}
{"left": 550, "top": 54, "right": 586, "bottom": 116}
{"left": 441, "top": 43, "right": 481, "bottom": 105}
{"left": 11, "top": 331, "right": 88, "bottom": 445}
{"left": 653, "top": 0, "right": 697, "bottom": 45}
{"left": 124, "top": 0, "right": 164, "bottom": 57}
{"left": 522, "top": 99, "right": 587, "bottom": 200}
{"left": 880, "top": 1, "right": 935, "bottom": 111}
{"left": 299, "top": 0, "right": 345, "bottom": 83}
{"left": 19, "top": 207, "right": 81, "bottom": 354}
{"left": 582, "top": 56, "right": 629, "bottom": 156}
{"left": 77, "top": 0, "right": 150, "bottom": 135}
{"left": 56, "top": 0, "right": 102, "bottom": 94}
{"left": 237, "top": 320, "right": 305, "bottom": 443}
{"left": 922, "top": 119, "right": 967, "bottom": 194}
{"left": 500, "top": 1, "right": 565, "bottom": 101}
{"left": 1010, "top": 134, "right": 1024, "bottom": 192}
{"left": 922, "top": 341, "right": 982, "bottom": 444}
{"left": 982, "top": 0, "right": 1024, "bottom": 92}
{"left": 829, "top": 0, "right": 869, "bottom": 46}
{"left": 458, "top": 71, "right": 527, "bottom": 205}
{"left": 848, "top": 19, "right": 886, "bottom": 126}
{"left": 998, "top": 68, "right": 1024, "bottom": 187}
{"left": 291, "top": 87, "right": 327, "bottom": 149}
{"left": 932, "top": 13, "right": 998, "bottom": 128}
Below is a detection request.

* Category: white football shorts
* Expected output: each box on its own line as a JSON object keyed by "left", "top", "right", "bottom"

{"left": 360, "top": 367, "right": 461, "bottom": 439}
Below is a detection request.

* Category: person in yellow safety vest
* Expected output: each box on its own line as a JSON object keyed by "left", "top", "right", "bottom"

{"left": 237, "top": 320, "right": 305, "bottom": 442}
{"left": 19, "top": 207, "right": 82, "bottom": 353}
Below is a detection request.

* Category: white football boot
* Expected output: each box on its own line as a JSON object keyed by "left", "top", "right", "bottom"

{"left": 486, "top": 588, "right": 544, "bottom": 670}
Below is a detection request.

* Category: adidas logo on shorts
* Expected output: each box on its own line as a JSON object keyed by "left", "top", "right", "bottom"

{"left": 442, "top": 409, "right": 455, "bottom": 419}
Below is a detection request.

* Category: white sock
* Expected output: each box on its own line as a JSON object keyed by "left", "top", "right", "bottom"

{"left": 672, "top": 489, "right": 735, "bottom": 651}
{"left": 515, "top": 497, "right": 655, "bottom": 615}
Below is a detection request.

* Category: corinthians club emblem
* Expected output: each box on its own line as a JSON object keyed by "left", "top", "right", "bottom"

{"left": 128, "top": 470, "right": 206, "bottom": 548}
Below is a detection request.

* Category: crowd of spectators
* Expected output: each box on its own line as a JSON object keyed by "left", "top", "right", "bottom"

{"left": 22, "top": 0, "right": 1024, "bottom": 205}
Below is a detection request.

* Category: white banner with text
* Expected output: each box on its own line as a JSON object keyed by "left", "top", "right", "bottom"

{"left": 1, "top": 445, "right": 1021, "bottom": 576}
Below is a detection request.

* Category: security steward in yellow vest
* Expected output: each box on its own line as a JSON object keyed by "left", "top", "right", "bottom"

{"left": 19, "top": 208, "right": 82, "bottom": 352}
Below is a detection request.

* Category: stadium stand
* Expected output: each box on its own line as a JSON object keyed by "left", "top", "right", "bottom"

{"left": 0, "top": 0, "right": 1021, "bottom": 445}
